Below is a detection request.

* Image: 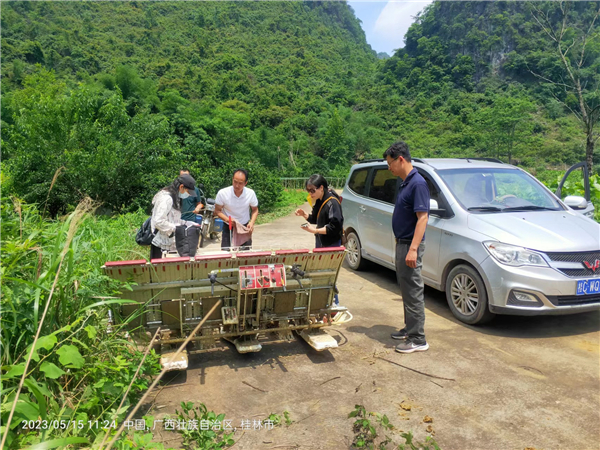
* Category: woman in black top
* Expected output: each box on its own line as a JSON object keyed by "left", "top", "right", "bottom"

{"left": 295, "top": 174, "right": 344, "bottom": 248}
{"left": 295, "top": 174, "right": 344, "bottom": 306}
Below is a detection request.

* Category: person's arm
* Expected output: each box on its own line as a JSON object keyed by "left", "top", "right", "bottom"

{"left": 310, "top": 202, "right": 342, "bottom": 236}
{"left": 214, "top": 204, "right": 231, "bottom": 224}
{"left": 214, "top": 189, "right": 232, "bottom": 224}
{"left": 193, "top": 187, "right": 203, "bottom": 214}
{"left": 246, "top": 191, "right": 259, "bottom": 232}
{"left": 153, "top": 195, "right": 177, "bottom": 236}
{"left": 324, "top": 201, "right": 343, "bottom": 236}
{"left": 247, "top": 206, "right": 259, "bottom": 232}
{"left": 406, "top": 212, "right": 428, "bottom": 268}
{"left": 405, "top": 182, "right": 430, "bottom": 268}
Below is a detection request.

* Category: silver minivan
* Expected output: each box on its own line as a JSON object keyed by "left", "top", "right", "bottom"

{"left": 342, "top": 158, "right": 600, "bottom": 324}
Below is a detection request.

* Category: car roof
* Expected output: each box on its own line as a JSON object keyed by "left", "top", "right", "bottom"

{"left": 352, "top": 158, "right": 519, "bottom": 171}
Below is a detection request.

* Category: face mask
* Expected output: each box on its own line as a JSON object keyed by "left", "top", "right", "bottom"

{"left": 179, "top": 191, "right": 191, "bottom": 199}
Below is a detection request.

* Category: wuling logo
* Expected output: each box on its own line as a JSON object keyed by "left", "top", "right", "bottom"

{"left": 583, "top": 259, "right": 600, "bottom": 273}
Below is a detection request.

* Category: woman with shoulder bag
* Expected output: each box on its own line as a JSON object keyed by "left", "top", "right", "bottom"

{"left": 150, "top": 174, "right": 198, "bottom": 259}
{"left": 295, "top": 174, "right": 344, "bottom": 306}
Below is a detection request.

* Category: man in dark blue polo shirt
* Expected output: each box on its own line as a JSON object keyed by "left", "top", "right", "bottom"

{"left": 383, "top": 141, "right": 430, "bottom": 353}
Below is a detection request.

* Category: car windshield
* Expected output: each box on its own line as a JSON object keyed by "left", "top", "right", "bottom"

{"left": 437, "top": 168, "right": 563, "bottom": 212}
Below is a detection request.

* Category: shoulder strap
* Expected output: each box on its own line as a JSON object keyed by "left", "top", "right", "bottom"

{"left": 317, "top": 196, "right": 341, "bottom": 221}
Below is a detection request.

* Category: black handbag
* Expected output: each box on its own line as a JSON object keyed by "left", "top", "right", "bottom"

{"left": 175, "top": 224, "right": 201, "bottom": 257}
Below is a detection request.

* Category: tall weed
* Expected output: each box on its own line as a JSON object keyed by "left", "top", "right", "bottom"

{"left": 0, "top": 196, "right": 159, "bottom": 449}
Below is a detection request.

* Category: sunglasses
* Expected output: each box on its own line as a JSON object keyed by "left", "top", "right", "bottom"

{"left": 306, "top": 187, "right": 319, "bottom": 194}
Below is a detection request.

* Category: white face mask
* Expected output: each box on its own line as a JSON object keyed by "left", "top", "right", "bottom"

{"left": 179, "top": 190, "right": 191, "bottom": 199}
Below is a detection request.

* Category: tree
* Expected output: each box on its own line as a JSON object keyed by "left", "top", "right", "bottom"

{"left": 3, "top": 69, "right": 181, "bottom": 215}
{"left": 476, "top": 94, "right": 536, "bottom": 164}
{"left": 530, "top": 1, "right": 600, "bottom": 173}
{"left": 321, "top": 109, "right": 348, "bottom": 167}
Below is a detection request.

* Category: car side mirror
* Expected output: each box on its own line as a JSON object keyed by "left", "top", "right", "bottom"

{"left": 429, "top": 199, "right": 445, "bottom": 217}
{"left": 564, "top": 195, "right": 588, "bottom": 210}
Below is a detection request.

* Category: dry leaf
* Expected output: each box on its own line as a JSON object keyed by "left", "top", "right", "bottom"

{"left": 423, "top": 415, "right": 433, "bottom": 423}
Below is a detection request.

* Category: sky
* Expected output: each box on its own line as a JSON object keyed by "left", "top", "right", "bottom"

{"left": 348, "top": 1, "right": 434, "bottom": 56}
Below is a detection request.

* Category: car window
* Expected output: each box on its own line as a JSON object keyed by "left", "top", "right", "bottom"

{"left": 416, "top": 169, "right": 452, "bottom": 217}
{"left": 368, "top": 169, "right": 397, "bottom": 204}
{"left": 438, "top": 168, "right": 562, "bottom": 211}
{"left": 494, "top": 172, "right": 555, "bottom": 206}
{"left": 348, "top": 168, "right": 369, "bottom": 196}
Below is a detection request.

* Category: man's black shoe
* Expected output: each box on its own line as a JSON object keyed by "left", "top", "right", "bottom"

{"left": 390, "top": 329, "right": 408, "bottom": 340}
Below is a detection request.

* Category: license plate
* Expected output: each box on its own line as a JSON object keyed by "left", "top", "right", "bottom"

{"left": 576, "top": 279, "right": 600, "bottom": 296}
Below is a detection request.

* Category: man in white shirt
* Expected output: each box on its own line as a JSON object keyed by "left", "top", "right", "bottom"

{"left": 215, "top": 169, "right": 259, "bottom": 249}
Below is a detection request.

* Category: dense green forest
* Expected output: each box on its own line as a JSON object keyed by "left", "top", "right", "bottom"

{"left": 376, "top": 1, "right": 600, "bottom": 169}
{"left": 1, "top": 1, "right": 599, "bottom": 215}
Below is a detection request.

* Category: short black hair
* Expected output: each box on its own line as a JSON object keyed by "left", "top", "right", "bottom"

{"left": 233, "top": 168, "right": 248, "bottom": 182}
{"left": 383, "top": 141, "right": 411, "bottom": 162}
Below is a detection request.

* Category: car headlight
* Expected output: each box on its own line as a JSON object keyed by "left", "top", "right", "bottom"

{"left": 483, "top": 241, "right": 548, "bottom": 267}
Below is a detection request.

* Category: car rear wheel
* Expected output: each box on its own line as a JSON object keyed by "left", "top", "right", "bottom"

{"left": 345, "top": 231, "right": 367, "bottom": 270}
{"left": 445, "top": 265, "right": 494, "bottom": 325}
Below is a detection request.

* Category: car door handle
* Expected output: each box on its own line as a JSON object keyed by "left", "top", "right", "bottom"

{"left": 359, "top": 205, "right": 366, "bottom": 212}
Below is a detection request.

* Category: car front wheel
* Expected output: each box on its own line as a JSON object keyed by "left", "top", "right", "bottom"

{"left": 345, "top": 231, "right": 367, "bottom": 270}
{"left": 445, "top": 265, "right": 494, "bottom": 325}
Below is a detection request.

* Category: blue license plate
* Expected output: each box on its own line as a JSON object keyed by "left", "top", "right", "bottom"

{"left": 576, "top": 279, "right": 600, "bottom": 296}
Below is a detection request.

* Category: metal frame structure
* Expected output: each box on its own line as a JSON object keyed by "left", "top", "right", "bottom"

{"left": 103, "top": 247, "right": 351, "bottom": 370}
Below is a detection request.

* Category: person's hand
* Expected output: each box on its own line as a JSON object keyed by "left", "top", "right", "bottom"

{"left": 302, "top": 224, "right": 317, "bottom": 234}
{"left": 247, "top": 221, "right": 255, "bottom": 233}
{"left": 193, "top": 205, "right": 203, "bottom": 214}
{"left": 295, "top": 208, "right": 308, "bottom": 219}
{"left": 405, "top": 248, "right": 418, "bottom": 268}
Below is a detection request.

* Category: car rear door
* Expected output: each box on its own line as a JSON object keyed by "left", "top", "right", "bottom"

{"left": 343, "top": 166, "right": 370, "bottom": 241}
{"left": 360, "top": 166, "right": 398, "bottom": 267}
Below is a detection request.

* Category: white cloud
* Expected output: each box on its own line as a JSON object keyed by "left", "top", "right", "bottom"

{"left": 373, "top": 1, "right": 433, "bottom": 53}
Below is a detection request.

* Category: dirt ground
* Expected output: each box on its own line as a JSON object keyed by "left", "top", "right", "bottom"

{"left": 146, "top": 206, "right": 600, "bottom": 450}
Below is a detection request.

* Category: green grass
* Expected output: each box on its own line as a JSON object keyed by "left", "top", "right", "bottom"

{"left": 0, "top": 196, "right": 162, "bottom": 449}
